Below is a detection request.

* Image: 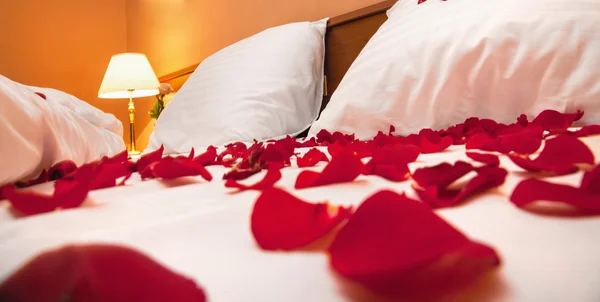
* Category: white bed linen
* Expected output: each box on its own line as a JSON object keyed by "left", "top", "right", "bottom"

{"left": 0, "top": 75, "right": 125, "bottom": 186}
{"left": 0, "top": 137, "right": 599, "bottom": 302}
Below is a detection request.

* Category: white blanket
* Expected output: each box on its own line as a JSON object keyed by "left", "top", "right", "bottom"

{"left": 0, "top": 75, "right": 125, "bottom": 186}
{"left": 0, "top": 137, "right": 599, "bottom": 302}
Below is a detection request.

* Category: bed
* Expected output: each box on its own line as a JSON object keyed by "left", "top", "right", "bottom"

{"left": 1, "top": 1, "right": 600, "bottom": 301}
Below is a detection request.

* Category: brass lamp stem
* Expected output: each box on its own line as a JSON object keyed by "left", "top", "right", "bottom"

{"left": 128, "top": 89, "right": 139, "bottom": 156}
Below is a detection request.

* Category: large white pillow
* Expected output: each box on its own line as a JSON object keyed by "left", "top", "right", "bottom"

{"left": 309, "top": 0, "right": 600, "bottom": 139}
{"left": 148, "top": 19, "right": 328, "bottom": 154}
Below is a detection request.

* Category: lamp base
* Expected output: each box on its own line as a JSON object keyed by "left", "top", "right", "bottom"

{"left": 128, "top": 149, "right": 141, "bottom": 158}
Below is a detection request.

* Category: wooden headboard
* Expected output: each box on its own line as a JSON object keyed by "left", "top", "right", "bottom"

{"left": 159, "top": 0, "right": 395, "bottom": 112}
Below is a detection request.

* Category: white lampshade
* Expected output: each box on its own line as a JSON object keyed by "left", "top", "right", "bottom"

{"left": 98, "top": 53, "right": 160, "bottom": 99}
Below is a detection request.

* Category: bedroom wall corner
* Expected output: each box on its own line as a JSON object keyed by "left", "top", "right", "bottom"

{"left": 125, "top": 0, "right": 382, "bottom": 151}
{"left": 0, "top": 0, "right": 129, "bottom": 146}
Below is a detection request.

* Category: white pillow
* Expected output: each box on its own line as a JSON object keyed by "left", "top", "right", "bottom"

{"left": 148, "top": 19, "right": 328, "bottom": 154}
{"left": 22, "top": 85, "right": 123, "bottom": 136}
{"left": 309, "top": 0, "right": 600, "bottom": 140}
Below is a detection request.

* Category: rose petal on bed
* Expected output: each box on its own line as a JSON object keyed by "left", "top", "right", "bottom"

{"left": 416, "top": 167, "right": 508, "bottom": 209}
{"left": 466, "top": 152, "right": 500, "bottom": 167}
{"left": 362, "top": 146, "right": 417, "bottom": 182}
{"left": 508, "top": 135, "right": 595, "bottom": 175}
{"left": 47, "top": 160, "right": 78, "bottom": 181}
{"left": 385, "top": 144, "right": 420, "bottom": 163}
{"left": 90, "top": 163, "right": 132, "bottom": 190}
{"left": 328, "top": 141, "right": 373, "bottom": 159}
{"left": 517, "top": 114, "right": 529, "bottom": 127}
{"left": 15, "top": 169, "right": 49, "bottom": 188}
{"left": 3, "top": 185, "right": 59, "bottom": 215}
{"left": 497, "top": 126, "right": 543, "bottom": 154}
{"left": 251, "top": 188, "right": 353, "bottom": 250}
{"left": 137, "top": 145, "right": 164, "bottom": 172}
{"left": 418, "top": 129, "right": 453, "bottom": 153}
{"left": 297, "top": 148, "right": 329, "bottom": 168}
{"left": 580, "top": 165, "right": 600, "bottom": 194}
{"left": 295, "top": 137, "right": 317, "bottom": 148}
{"left": 222, "top": 167, "right": 262, "bottom": 181}
{"left": 54, "top": 179, "right": 91, "bottom": 209}
{"left": 565, "top": 125, "right": 600, "bottom": 138}
{"left": 363, "top": 161, "right": 410, "bottom": 182}
{"left": 531, "top": 109, "right": 583, "bottom": 132}
{"left": 412, "top": 161, "right": 475, "bottom": 188}
{"left": 316, "top": 129, "right": 355, "bottom": 145}
{"left": 151, "top": 157, "right": 213, "bottom": 181}
{"left": 510, "top": 179, "right": 600, "bottom": 213}
{"left": 217, "top": 142, "right": 247, "bottom": 166}
{"left": 193, "top": 146, "right": 218, "bottom": 166}
{"left": 328, "top": 190, "right": 500, "bottom": 296}
{"left": 225, "top": 168, "right": 282, "bottom": 192}
{"left": 0, "top": 244, "right": 207, "bottom": 302}
{"left": 295, "top": 149, "right": 363, "bottom": 189}
{"left": 260, "top": 140, "right": 294, "bottom": 167}
{"left": 4, "top": 176, "right": 90, "bottom": 216}
{"left": 105, "top": 150, "right": 129, "bottom": 164}
{"left": 466, "top": 133, "right": 499, "bottom": 152}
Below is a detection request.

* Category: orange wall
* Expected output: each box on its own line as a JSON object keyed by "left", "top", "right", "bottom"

{"left": 0, "top": 0, "right": 129, "bottom": 145}
{"left": 0, "top": 0, "right": 383, "bottom": 152}
{"left": 126, "top": 0, "right": 383, "bottom": 150}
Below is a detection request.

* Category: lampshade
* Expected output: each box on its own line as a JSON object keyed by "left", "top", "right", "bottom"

{"left": 98, "top": 53, "right": 160, "bottom": 99}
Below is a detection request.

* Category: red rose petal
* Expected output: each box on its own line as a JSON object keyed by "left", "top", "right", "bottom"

{"left": 295, "top": 149, "right": 363, "bottom": 189}
{"left": 580, "top": 165, "right": 600, "bottom": 194}
{"left": 415, "top": 167, "right": 507, "bottom": 209}
{"left": 34, "top": 91, "right": 47, "bottom": 100}
{"left": 54, "top": 179, "right": 92, "bottom": 209}
{"left": 363, "top": 161, "right": 410, "bottom": 182}
{"left": 5, "top": 176, "right": 90, "bottom": 216}
{"left": 251, "top": 187, "right": 353, "bottom": 250}
{"left": 0, "top": 244, "right": 206, "bottom": 302}
{"left": 510, "top": 178, "right": 600, "bottom": 213}
{"left": 466, "top": 152, "right": 500, "bottom": 167}
{"left": 466, "top": 126, "right": 542, "bottom": 155}
{"left": 497, "top": 126, "right": 543, "bottom": 154}
{"left": 225, "top": 168, "right": 282, "bottom": 192}
{"left": 90, "top": 163, "right": 132, "bottom": 190}
{"left": 466, "top": 133, "right": 499, "bottom": 152}
{"left": 295, "top": 137, "right": 317, "bottom": 148}
{"left": 508, "top": 135, "right": 595, "bottom": 175}
{"left": 531, "top": 109, "right": 583, "bottom": 132}
{"left": 193, "top": 146, "right": 218, "bottom": 166}
{"left": 517, "top": 114, "right": 529, "bottom": 127}
{"left": 137, "top": 145, "right": 164, "bottom": 172}
{"left": 327, "top": 141, "right": 373, "bottom": 159}
{"left": 3, "top": 185, "right": 59, "bottom": 215}
{"left": 151, "top": 157, "right": 213, "bottom": 181}
{"left": 47, "top": 161, "right": 78, "bottom": 181}
{"left": 362, "top": 146, "right": 417, "bottom": 182}
{"left": 418, "top": 129, "right": 453, "bottom": 154}
{"left": 297, "top": 148, "right": 329, "bottom": 168}
{"left": 260, "top": 140, "right": 294, "bottom": 167}
{"left": 328, "top": 190, "right": 500, "bottom": 295}
{"left": 412, "top": 161, "right": 475, "bottom": 188}
{"left": 105, "top": 150, "right": 128, "bottom": 164}
{"left": 566, "top": 125, "right": 600, "bottom": 138}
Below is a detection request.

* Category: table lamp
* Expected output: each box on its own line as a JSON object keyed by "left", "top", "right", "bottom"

{"left": 98, "top": 53, "right": 160, "bottom": 156}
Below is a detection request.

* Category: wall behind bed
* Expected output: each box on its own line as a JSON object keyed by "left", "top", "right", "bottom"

{"left": 0, "top": 0, "right": 128, "bottom": 137}
{"left": 125, "top": 0, "right": 383, "bottom": 151}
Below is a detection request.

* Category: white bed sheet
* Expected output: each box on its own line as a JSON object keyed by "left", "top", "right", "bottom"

{"left": 0, "top": 137, "right": 599, "bottom": 302}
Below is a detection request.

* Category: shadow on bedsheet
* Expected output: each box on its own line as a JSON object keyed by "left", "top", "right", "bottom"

{"left": 332, "top": 269, "right": 508, "bottom": 302}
